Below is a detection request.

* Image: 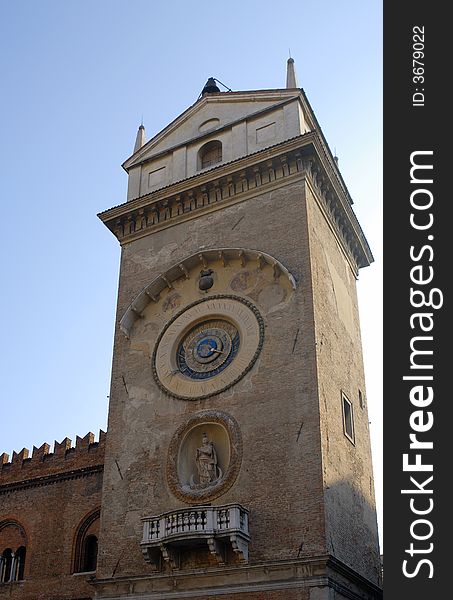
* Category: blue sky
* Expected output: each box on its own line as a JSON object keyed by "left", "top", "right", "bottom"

{"left": 0, "top": 0, "right": 382, "bottom": 543}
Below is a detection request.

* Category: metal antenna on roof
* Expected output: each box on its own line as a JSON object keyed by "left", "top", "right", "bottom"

{"left": 197, "top": 77, "right": 232, "bottom": 100}
{"left": 213, "top": 78, "right": 232, "bottom": 92}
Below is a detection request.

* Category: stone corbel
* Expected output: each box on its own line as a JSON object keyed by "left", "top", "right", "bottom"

{"left": 160, "top": 544, "right": 180, "bottom": 569}
{"left": 266, "top": 160, "right": 275, "bottom": 182}
{"left": 141, "top": 546, "right": 160, "bottom": 571}
{"left": 229, "top": 534, "right": 249, "bottom": 562}
{"left": 187, "top": 191, "right": 196, "bottom": 211}
{"left": 207, "top": 537, "right": 225, "bottom": 565}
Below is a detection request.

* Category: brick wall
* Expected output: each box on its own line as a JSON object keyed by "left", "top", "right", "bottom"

{"left": 0, "top": 432, "right": 105, "bottom": 599}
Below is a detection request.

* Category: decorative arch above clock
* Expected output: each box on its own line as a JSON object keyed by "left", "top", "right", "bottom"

{"left": 119, "top": 248, "right": 296, "bottom": 338}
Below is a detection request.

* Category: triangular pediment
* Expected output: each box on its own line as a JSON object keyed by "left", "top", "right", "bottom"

{"left": 123, "top": 89, "right": 307, "bottom": 170}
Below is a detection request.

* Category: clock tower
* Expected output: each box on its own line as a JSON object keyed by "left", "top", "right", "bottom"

{"left": 94, "top": 61, "right": 382, "bottom": 599}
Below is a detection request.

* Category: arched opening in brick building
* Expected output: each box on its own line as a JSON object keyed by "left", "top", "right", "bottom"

{"left": 0, "top": 519, "right": 28, "bottom": 583}
{"left": 73, "top": 508, "right": 100, "bottom": 574}
{"left": 0, "top": 546, "right": 26, "bottom": 583}
{"left": 0, "top": 548, "right": 13, "bottom": 582}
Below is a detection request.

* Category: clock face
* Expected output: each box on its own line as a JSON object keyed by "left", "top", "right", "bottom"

{"left": 177, "top": 320, "right": 240, "bottom": 379}
{"left": 152, "top": 295, "right": 264, "bottom": 400}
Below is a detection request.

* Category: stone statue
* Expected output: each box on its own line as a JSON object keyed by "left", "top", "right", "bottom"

{"left": 194, "top": 433, "right": 221, "bottom": 487}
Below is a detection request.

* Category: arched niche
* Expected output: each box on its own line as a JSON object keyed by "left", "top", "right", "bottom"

{"left": 198, "top": 139, "right": 222, "bottom": 170}
{"left": 120, "top": 248, "right": 296, "bottom": 338}
{"left": 166, "top": 410, "right": 242, "bottom": 504}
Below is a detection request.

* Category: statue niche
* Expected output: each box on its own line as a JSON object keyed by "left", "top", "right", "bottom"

{"left": 168, "top": 411, "right": 242, "bottom": 503}
{"left": 190, "top": 433, "right": 223, "bottom": 489}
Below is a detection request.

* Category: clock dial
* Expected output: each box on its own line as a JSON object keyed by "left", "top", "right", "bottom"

{"left": 152, "top": 295, "right": 264, "bottom": 400}
{"left": 177, "top": 321, "right": 239, "bottom": 379}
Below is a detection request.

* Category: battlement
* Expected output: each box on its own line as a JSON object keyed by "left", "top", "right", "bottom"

{"left": 0, "top": 430, "right": 106, "bottom": 486}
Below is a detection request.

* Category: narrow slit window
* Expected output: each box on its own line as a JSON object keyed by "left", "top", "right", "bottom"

{"left": 342, "top": 392, "right": 355, "bottom": 443}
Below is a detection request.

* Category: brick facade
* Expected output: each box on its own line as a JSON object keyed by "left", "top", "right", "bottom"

{"left": 0, "top": 432, "right": 105, "bottom": 599}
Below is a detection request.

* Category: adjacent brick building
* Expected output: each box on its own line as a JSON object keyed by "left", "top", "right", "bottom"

{"left": 0, "top": 433, "right": 105, "bottom": 598}
{"left": 1, "top": 61, "right": 382, "bottom": 599}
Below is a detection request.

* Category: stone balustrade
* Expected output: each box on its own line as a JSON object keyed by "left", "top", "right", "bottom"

{"left": 141, "top": 503, "right": 249, "bottom": 568}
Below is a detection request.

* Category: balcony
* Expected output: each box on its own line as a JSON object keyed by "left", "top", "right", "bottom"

{"left": 141, "top": 503, "right": 249, "bottom": 569}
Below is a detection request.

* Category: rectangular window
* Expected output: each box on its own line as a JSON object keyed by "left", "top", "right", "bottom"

{"left": 342, "top": 392, "right": 355, "bottom": 443}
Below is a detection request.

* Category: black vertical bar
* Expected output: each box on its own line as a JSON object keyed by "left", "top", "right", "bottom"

{"left": 384, "top": 2, "right": 449, "bottom": 597}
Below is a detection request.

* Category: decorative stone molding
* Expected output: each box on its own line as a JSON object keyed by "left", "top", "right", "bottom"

{"left": 152, "top": 296, "right": 265, "bottom": 401}
{"left": 141, "top": 503, "right": 249, "bottom": 569}
{"left": 119, "top": 248, "right": 294, "bottom": 339}
{"left": 166, "top": 410, "right": 242, "bottom": 504}
{"left": 0, "top": 519, "right": 27, "bottom": 542}
{"left": 91, "top": 555, "right": 383, "bottom": 599}
{"left": 98, "top": 133, "right": 373, "bottom": 275}
{"left": 0, "top": 465, "right": 104, "bottom": 495}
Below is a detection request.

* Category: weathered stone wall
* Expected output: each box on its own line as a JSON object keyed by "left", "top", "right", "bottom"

{"left": 305, "top": 181, "right": 381, "bottom": 584}
{"left": 97, "top": 179, "right": 328, "bottom": 582}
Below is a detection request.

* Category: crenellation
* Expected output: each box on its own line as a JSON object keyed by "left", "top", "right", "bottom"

{"left": 12, "top": 448, "right": 29, "bottom": 464}
{"left": 54, "top": 436, "right": 72, "bottom": 456}
{"left": 0, "top": 430, "right": 106, "bottom": 484}
{"left": 32, "top": 442, "right": 51, "bottom": 461}
{"left": 76, "top": 431, "right": 95, "bottom": 450}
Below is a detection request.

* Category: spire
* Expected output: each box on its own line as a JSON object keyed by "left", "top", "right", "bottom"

{"left": 133, "top": 123, "right": 145, "bottom": 153}
{"left": 286, "top": 57, "right": 299, "bottom": 88}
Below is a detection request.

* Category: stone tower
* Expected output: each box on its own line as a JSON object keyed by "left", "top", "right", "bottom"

{"left": 94, "top": 61, "right": 382, "bottom": 600}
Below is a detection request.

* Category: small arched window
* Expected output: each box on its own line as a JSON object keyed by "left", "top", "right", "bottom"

{"left": 82, "top": 535, "right": 98, "bottom": 572}
{"left": 198, "top": 140, "right": 222, "bottom": 170}
{"left": 0, "top": 520, "right": 27, "bottom": 583}
{"left": 73, "top": 508, "right": 100, "bottom": 574}
{"left": 0, "top": 548, "right": 13, "bottom": 583}
{"left": 16, "top": 547, "right": 26, "bottom": 581}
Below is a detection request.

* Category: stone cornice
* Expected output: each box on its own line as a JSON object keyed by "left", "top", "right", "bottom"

{"left": 98, "top": 132, "right": 373, "bottom": 274}
{"left": 92, "top": 554, "right": 382, "bottom": 599}
{"left": 326, "top": 555, "right": 383, "bottom": 596}
{"left": 0, "top": 464, "right": 103, "bottom": 495}
{"left": 101, "top": 133, "right": 315, "bottom": 218}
